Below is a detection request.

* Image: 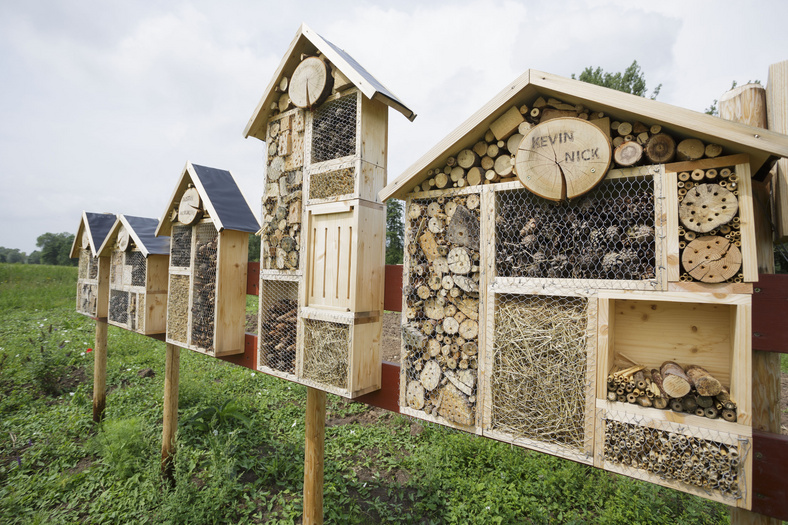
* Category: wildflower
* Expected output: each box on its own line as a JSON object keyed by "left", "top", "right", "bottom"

{"left": 69, "top": 392, "right": 75, "bottom": 396}
{"left": 213, "top": 429, "right": 219, "bottom": 436}
{"left": 250, "top": 372, "right": 256, "bottom": 377}
{"left": 291, "top": 420, "right": 297, "bottom": 427}
{"left": 86, "top": 348, "right": 93, "bottom": 353}
{"left": 80, "top": 352, "right": 85, "bottom": 357}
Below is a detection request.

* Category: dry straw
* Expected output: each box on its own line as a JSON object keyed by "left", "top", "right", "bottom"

{"left": 303, "top": 319, "right": 350, "bottom": 389}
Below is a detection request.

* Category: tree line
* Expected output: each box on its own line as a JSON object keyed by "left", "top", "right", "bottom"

{"left": 1, "top": 232, "right": 76, "bottom": 266}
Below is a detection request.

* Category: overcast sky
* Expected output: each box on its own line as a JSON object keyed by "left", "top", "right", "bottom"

{"left": 1, "top": 0, "right": 787, "bottom": 253}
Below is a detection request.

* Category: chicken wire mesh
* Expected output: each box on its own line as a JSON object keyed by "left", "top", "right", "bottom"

{"left": 258, "top": 279, "right": 299, "bottom": 375}
{"left": 302, "top": 318, "right": 349, "bottom": 389}
{"left": 191, "top": 222, "right": 218, "bottom": 351}
{"left": 311, "top": 92, "right": 357, "bottom": 163}
{"left": 78, "top": 249, "right": 89, "bottom": 279}
{"left": 109, "top": 289, "right": 129, "bottom": 325}
{"left": 110, "top": 250, "right": 124, "bottom": 287}
{"left": 127, "top": 251, "right": 147, "bottom": 287}
{"left": 676, "top": 165, "right": 744, "bottom": 284}
{"left": 261, "top": 169, "right": 302, "bottom": 271}
{"left": 496, "top": 169, "right": 659, "bottom": 289}
{"left": 601, "top": 409, "right": 747, "bottom": 501}
{"left": 77, "top": 282, "right": 98, "bottom": 316}
{"left": 167, "top": 274, "right": 190, "bottom": 344}
{"left": 170, "top": 224, "right": 192, "bottom": 268}
{"left": 402, "top": 192, "right": 482, "bottom": 428}
{"left": 489, "top": 294, "right": 592, "bottom": 455}
{"left": 308, "top": 166, "right": 356, "bottom": 201}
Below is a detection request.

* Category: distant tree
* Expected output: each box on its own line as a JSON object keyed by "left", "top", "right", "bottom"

{"left": 36, "top": 232, "right": 76, "bottom": 266}
{"left": 0, "top": 247, "right": 27, "bottom": 264}
{"left": 247, "top": 233, "right": 260, "bottom": 262}
{"left": 385, "top": 200, "right": 404, "bottom": 265}
{"left": 573, "top": 60, "right": 661, "bottom": 99}
{"left": 27, "top": 250, "right": 41, "bottom": 264}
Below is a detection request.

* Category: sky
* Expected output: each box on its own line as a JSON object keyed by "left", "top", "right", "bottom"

{"left": 1, "top": 0, "right": 787, "bottom": 254}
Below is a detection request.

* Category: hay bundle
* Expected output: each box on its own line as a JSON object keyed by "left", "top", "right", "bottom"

{"left": 303, "top": 319, "right": 350, "bottom": 389}
{"left": 491, "top": 295, "right": 589, "bottom": 449}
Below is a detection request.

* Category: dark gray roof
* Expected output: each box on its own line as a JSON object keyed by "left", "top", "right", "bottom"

{"left": 124, "top": 215, "right": 170, "bottom": 255}
{"left": 191, "top": 164, "right": 260, "bottom": 233}
{"left": 85, "top": 212, "right": 116, "bottom": 250}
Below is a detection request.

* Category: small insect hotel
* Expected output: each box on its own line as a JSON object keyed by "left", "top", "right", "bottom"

{"left": 156, "top": 162, "right": 259, "bottom": 357}
{"left": 71, "top": 211, "right": 116, "bottom": 318}
{"left": 96, "top": 215, "right": 170, "bottom": 335}
{"left": 244, "top": 23, "right": 414, "bottom": 397}
{"left": 380, "top": 69, "right": 788, "bottom": 508}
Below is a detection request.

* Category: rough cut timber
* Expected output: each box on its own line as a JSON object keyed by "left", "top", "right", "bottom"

{"left": 289, "top": 56, "right": 333, "bottom": 109}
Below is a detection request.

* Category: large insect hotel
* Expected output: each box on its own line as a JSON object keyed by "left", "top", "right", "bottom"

{"left": 71, "top": 211, "right": 116, "bottom": 318}
{"left": 243, "top": 24, "right": 415, "bottom": 398}
{"left": 155, "top": 162, "right": 259, "bottom": 356}
{"left": 96, "top": 215, "right": 170, "bottom": 335}
{"left": 380, "top": 69, "right": 788, "bottom": 509}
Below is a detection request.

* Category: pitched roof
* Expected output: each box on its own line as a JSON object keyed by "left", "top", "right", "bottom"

{"left": 69, "top": 211, "right": 116, "bottom": 258}
{"left": 380, "top": 69, "right": 788, "bottom": 201}
{"left": 97, "top": 215, "right": 170, "bottom": 258}
{"left": 155, "top": 162, "right": 260, "bottom": 237}
{"left": 244, "top": 23, "right": 415, "bottom": 141}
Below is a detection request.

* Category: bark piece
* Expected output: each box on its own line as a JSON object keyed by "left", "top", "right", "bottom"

{"left": 446, "top": 206, "right": 479, "bottom": 249}
{"left": 645, "top": 133, "right": 676, "bottom": 163}
{"left": 437, "top": 383, "right": 474, "bottom": 426}
{"left": 685, "top": 365, "right": 723, "bottom": 396}
{"left": 418, "top": 230, "right": 440, "bottom": 261}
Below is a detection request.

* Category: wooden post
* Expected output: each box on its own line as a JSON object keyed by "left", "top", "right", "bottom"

{"left": 161, "top": 343, "right": 180, "bottom": 481}
{"left": 92, "top": 319, "right": 108, "bottom": 422}
{"left": 721, "top": 79, "right": 782, "bottom": 525}
{"left": 303, "top": 386, "right": 326, "bottom": 524}
{"left": 767, "top": 60, "right": 788, "bottom": 242}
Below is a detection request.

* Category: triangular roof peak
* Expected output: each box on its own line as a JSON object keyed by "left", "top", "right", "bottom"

{"left": 155, "top": 162, "right": 260, "bottom": 237}
{"left": 97, "top": 215, "right": 170, "bottom": 258}
{"left": 69, "top": 211, "right": 116, "bottom": 259}
{"left": 244, "top": 22, "right": 415, "bottom": 141}
{"left": 380, "top": 69, "right": 788, "bottom": 201}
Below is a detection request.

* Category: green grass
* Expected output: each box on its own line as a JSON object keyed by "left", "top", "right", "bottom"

{"left": 0, "top": 263, "right": 735, "bottom": 523}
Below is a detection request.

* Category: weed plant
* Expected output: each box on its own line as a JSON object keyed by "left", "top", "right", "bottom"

{"left": 0, "top": 264, "right": 734, "bottom": 523}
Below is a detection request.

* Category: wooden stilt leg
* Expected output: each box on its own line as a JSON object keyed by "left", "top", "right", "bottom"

{"left": 92, "top": 319, "right": 108, "bottom": 423}
{"left": 161, "top": 343, "right": 180, "bottom": 482}
{"left": 303, "top": 387, "right": 326, "bottom": 525}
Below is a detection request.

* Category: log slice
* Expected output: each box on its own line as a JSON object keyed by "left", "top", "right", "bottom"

{"left": 681, "top": 236, "right": 742, "bottom": 283}
{"left": 679, "top": 183, "right": 738, "bottom": 233}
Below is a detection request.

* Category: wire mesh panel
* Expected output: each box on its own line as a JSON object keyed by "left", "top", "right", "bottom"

{"left": 496, "top": 169, "right": 658, "bottom": 289}
{"left": 601, "top": 409, "right": 747, "bottom": 502}
{"left": 77, "top": 283, "right": 98, "bottom": 316}
{"left": 191, "top": 223, "right": 218, "bottom": 352}
{"left": 167, "top": 274, "right": 190, "bottom": 344}
{"left": 126, "top": 251, "right": 147, "bottom": 287}
{"left": 311, "top": 92, "right": 357, "bottom": 163}
{"left": 302, "top": 318, "right": 349, "bottom": 390}
{"left": 170, "top": 224, "right": 192, "bottom": 268}
{"left": 110, "top": 251, "right": 124, "bottom": 287}
{"left": 676, "top": 164, "right": 744, "bottom": 284}
{"left": 259, "top": 279, "right": 299, "bottom": 375}
{"left": 109, "top": 289, "right": 129, "bottom": 325}
{"left": 308, "top": 166, "right": 356, "bottom": 201}
{"left": 489, "top": 294, "right": 593, "bottom": 458}
{"left": 402, "top": 192, "right": 482, "bottom": 429}
{"left": 261, "top": 169, "right": 302, "bottom": 271}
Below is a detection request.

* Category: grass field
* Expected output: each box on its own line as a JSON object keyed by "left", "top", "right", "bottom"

{"left": 0, "top": 263, "right": 734, "bottom": 524}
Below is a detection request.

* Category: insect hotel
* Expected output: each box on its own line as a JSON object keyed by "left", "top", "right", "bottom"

{"left": 96, "top": 215, "right": 170, "bottom": 335}
{"left": 71, "top": 211, "right": 116, "bottom": 318}
{"left": 155, "top": 162, "right": 259, "bottom": 357}
{"left": 380, "top": 69, "right": 788, "bottom": 508}
{"left": 244, "top": 23, "right": 414, "bottom": 397}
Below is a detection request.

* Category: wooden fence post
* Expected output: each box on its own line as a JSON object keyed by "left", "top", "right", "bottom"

{"left": 161, "top": 343, "right": 180, "bottom": 481}
{"left": 303, "top": 386, "right": 326, "bottom": 524}
{"left": 92, "top": 319, "right": 108, "bottom": 422}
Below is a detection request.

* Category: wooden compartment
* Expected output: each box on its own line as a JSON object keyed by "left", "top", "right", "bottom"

{"left": 157, "top": 162, "right": 259, "bottom": 356}
{"left": 98, "top": 215, "right": 169, "bottom": 335}
{"left": 71, "top": 212, "right": 115, "bottom": 318}
{"left": 482, "top": 291, "right": 596, "bottom": 464}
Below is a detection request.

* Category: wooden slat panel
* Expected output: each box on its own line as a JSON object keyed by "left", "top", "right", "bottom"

{"left": 752, "top": 274, "right": 788, "bottom": 353}
{"left": 383, "top": 265, "right": 402, "bottom": 312}
{"left": 751, "top": 430, "right": 788, "bottom": 521}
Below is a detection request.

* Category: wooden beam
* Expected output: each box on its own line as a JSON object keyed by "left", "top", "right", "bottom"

{"left": 161, "top": 343, "right": 180, "bottom": 482}
{"left": 303, "top": 387, "right": 326, "bottom": 524}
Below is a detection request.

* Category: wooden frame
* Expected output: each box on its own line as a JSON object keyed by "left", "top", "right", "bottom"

{"left": 107, "top": 250, "right": 168, "bottom": 335}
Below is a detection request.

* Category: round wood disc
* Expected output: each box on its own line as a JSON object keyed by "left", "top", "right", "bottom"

{"left": 679, "top": 183, "right": 738, "bottom": 233}
{"left": 515, "top": 117, "right": 611, "bottom": 201}
{"left": 178, "top": 187, "right": 202, "bottom": 225}
{"left": 681, "top": 235, "right": 742, "bottom": 283}
{"left": 117, "top": 227, "right": 130, "bottom": 251}
{"left": 288, "top": 57, "right": 331, "bottom": 108}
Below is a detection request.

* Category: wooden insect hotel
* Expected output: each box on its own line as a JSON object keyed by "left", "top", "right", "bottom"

{"left": 244, "top": 23, "right": 414, "bottom": 397}
{"left": 155, "top": 162, "right": 259, "bottom": 356}
{"left": 96, "top": 215, "right": 170, "bottom": 335}
{"left": 70, "top": 211, "right": 116, "bottom": 318}
{"left": 380, "top": 69, "right": 788, "bottom": 508}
